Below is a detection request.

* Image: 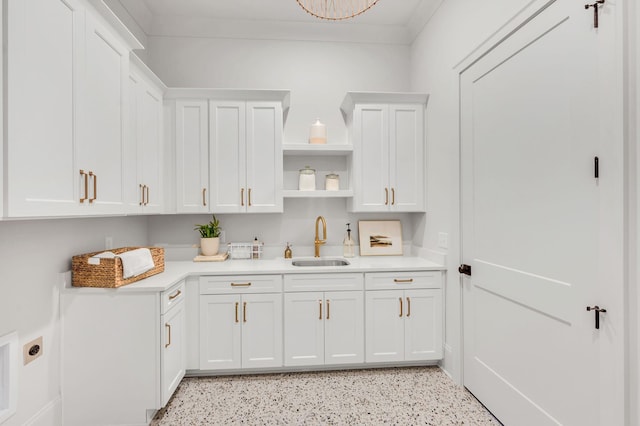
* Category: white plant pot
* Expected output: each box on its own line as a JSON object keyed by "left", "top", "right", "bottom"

{"left": 200, "top": 237, "right": 220, "bottom": 256}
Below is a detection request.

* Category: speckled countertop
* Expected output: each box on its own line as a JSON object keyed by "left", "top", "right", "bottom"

{"left": 66, "top": 256, "right": 445, "bottom": 293}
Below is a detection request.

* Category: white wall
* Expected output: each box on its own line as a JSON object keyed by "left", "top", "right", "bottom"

{"left": 147, "top": 36, "right": 411, "bottom": 145}
{"left": 0, "top": 217, "right": 148, "bottom": 426}
{"left": 409, "top": 0, "right": 535, "bottom": 382}
{"left": 146, "top": 35, "right": 420, "bottom": 256}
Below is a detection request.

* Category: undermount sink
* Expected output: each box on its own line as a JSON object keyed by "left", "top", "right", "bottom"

{"left": 291, "top": 258, "right": 350, "bottom": 267}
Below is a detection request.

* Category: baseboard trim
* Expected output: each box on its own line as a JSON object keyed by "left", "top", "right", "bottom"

{"left": 24, "top": 396, "right": 62, "bottom": 426}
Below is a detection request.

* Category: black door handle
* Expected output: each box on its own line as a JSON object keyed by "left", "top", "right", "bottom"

{"left": 586, "top": 305, "right": 606, "bottom": 329}
{"left": 458, "top": 264, "right": 471, "bottom": 276}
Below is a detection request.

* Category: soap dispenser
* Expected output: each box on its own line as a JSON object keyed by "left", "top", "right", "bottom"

{"left": 343, "top": 223, "right": 355, "bottom": 258}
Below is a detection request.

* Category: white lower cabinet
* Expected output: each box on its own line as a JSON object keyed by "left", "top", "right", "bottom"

{"left": 62, "top": 280, "right": 186, "bottom": 426}
{"left": 161, "top": 286, "right": 186, "bottom": 406}
{"left": 199, "top": 275, "right": 283, "bottom": 370}
{"left": 284, "top": 274, "right": 364, "bottom": 367}
{"left": 365, "top": 272, "right": 443, "bottom": 363}
{"left": 284, "top": 291, "right": 364, "bottom": 366}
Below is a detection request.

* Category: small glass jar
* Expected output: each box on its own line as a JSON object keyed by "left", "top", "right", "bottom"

{"left": 298, "top": 166, "right": 316, "bottom": 191}
{"left": 325, "top": 173, "right": 340, "bottom": 191}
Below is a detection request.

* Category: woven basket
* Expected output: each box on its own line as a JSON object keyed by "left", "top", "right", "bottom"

{"left": 72, "top": 247, "right": 165, "bottom": 288}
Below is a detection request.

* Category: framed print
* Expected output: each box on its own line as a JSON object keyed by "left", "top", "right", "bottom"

{"left": 358, "top": 220, "right": 403, "bottom": 256}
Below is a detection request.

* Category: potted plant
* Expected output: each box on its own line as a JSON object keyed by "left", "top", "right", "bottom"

{"left": 194, "top": 214, "right": 222, "bottom": 256}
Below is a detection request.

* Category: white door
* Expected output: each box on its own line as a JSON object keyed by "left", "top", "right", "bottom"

{"left": 461, "top": 1, "right": 623, "bottom": 424}
{"left": 241, "top": 293, "right": 283, "bottom": 369}
{"left": 199, "top": 295, "right": 240, "bottom": 370}
{"left": 353, "top": 105, "right": 390, "bottom": 211}
{"left": 324, "top": 291, "right": 364, "bottom": 365}
{"left": 176, "top": 100, "right": 209, "bottom": 213}
{"left": 210, "top": 101, "right": 246, "bottom": 213}
{"left": 78, "top": 13, "right": 128, "bottom": 214}
{"left": 138, "top": 83, "right": 164, "bottom": 213}
{"left": 245, "top": 102, "right": 283, "bottom": 213}
{"left": 7, "top": 0, "right": 83, "bottom": 217}
{"left": 404, "top": 289, "right": 441, "bottom": 361}
{"left": 284, "top": 292, "right": 325, "bottom": 366}
{"left": 389, "top": 104, "right": 425, "bottom": 212}
{"left": 365, "top": 290, "right": 404, "bottom": 362}
{"left": 161, "top": 301, "right": 185, "bottom": 406}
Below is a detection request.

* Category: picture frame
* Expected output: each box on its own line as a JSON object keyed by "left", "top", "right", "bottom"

{"left": 358, "top": 220, "right": 403, "bottom": 256}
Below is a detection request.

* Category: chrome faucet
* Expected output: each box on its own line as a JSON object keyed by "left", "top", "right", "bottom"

{"left": 314, "top": 216, "right": 327, "bottom": 257}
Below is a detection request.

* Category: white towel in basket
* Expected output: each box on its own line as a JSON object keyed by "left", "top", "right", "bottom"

{"left": 118, "top": 248, "right": 155, "bottom": 279}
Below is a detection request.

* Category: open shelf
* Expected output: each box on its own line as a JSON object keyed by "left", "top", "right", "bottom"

{"left": 282, "top": 144, "right": 353, "bottom": 156}
{"left": 283, "top": 190, "right": 354, "bottom": 198}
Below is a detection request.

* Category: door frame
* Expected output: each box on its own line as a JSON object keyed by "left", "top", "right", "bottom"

{"left": 451, "top": 0, "right": 627, "bottom": 422}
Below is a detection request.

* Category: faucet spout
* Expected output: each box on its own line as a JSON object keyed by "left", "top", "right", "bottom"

{"left": 314, "top": 216, "right": 327, "bottom": 257}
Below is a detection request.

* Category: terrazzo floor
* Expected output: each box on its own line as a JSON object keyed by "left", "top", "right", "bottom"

{"left": 151, "top": 366, "right": 501, "bottom": 425}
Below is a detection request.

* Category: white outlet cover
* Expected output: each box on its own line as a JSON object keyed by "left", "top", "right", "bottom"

{"left": 437, "top": 232, "right": 449, "bottom": 249}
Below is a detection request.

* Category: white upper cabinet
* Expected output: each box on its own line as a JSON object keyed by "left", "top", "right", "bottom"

{"left": 6, "top": 0, "right": 141, "bottom": 217}
{"left": 174, "top": 100, "right": 209, "bottom": 213}
{"left": 125, "top": 58, "right": 165, "bottom": 214}
{"left": 6, "top": 0, "right": 83, "bottom": 217}
{"left": 342, "top": 93, "right": 427, "bottom": 213}
{"left": 210, "top": 100, "right": 283, "bottom": 213}
{"left": 76, "top": 12, "right": 130, "bottom": 214}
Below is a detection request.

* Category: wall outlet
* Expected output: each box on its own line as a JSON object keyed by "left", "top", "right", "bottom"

{"left": 437, "top": 232, "right": 449, "bottom": 249}
{"left": 105, "top": 236, "right": 113, "bottom": 249}
{"left": 23, "top": 336, "right": 43, "bottom": 365}
{"left": 219, "top": 231, "right": 226, "bottom": 244}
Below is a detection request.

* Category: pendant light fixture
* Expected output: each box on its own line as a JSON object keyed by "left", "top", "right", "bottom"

{"left": 295, "top": 0, "right": 380, "bottom": 21}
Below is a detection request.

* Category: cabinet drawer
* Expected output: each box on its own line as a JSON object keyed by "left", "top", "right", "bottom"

{"left": 365, "top": 271, "right": 442, "bottom": 290}
{"left": 162, "top": 280, "right": 186, "bottom": 315}
{"left": 284, "top": 273, "right": 363, "bottom": 292}
{"left": 200, "top": 275, "right": 282, "bottom": 294}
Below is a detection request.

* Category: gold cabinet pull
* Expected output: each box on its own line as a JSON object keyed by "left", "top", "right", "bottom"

{"left": 394, "top": 278, "right": 414, "bottom": 283}
{"left": 391, "top": 188, "right": 395, "bottom": 205}
{"left": 326, "top": 299, "right": 330, "bottom": 320}
{"left": 248, "top": 188, "right": 252, "bottom": 206}
{"left": 319, "top": 300, "right": 323, "bottom": 320}
{"left": 243, "top": 301, "right": 247, "bottom": 323}
{"left": 139, "top": 184, "right": 144, "bottom": 206}
{"left": 385, "top": 188, "right": 389, "bottom": 205}
{"left": 89, "top": 171, "right": 97, "bottom": 203}
{"left": 235, "top": 302, "right": 239, "bottom": 323}
{"left": 80, "top": 170, "right": 88, "bottom": 203}
{"left": 202, "top": 188, "right": 207, "bottom": 206}
{"left": 168, "top": 290, "right": 182, "bottom": 300}
{"left": 145, "top": 185, "right": 150, "bottom": 205}
{"left": 399, "top": 297, "right": 403, "bottom": 317}
{"left": 406, "top": 297, "right": 411, "bottom": 317}
{"left": 231, "top": 282, "right": 251, "bottom": 287}
{"left": 165, "top": 323, "right": 171, "bottom": 348}
{"left": 241, "top": 188, "right": 245, "bottom": 206}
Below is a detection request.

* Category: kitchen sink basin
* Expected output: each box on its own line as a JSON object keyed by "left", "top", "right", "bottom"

{"left": 291, "top": 258, "right": 350, "bottom": 267}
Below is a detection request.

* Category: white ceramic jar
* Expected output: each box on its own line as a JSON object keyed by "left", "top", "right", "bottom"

{"left": 325, "top": 173, "right": 339, "bottom": 191}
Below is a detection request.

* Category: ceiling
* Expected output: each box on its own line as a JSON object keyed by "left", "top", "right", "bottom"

{"left": 107, "top": 0, "right": 443, "bottom": 45}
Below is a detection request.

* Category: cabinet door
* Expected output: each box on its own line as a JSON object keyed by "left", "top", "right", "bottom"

{"left": 199, "top": 295, "right": 241, "bottom": 370}
{"left": 245, "top": 102, "right": 283, "bottom": 213}
{"left": 284, "top": 292, "right": 325, "bottom": 366}
{"left": 324, "top": 291, "right": 364, "bottom": 365}
{"left": 352, "top": 105, "right": 390, "bottom": 212}
{"left": 365, "top": 290, "right": 404, "bottom": 362}
{"left": 77, "top": 13, "right": 129, "bottom": 214}
{"left": 389, "top": 104, "right": 425, "bottom": 212}
{"left": 209, "top": 101, "right": 246, "bottom": 213}
{"left": 241, "top": 293, "right": 283, "bottom": 369}
{"left": 6, "top": 0, "right": 83, "bottom": 217}
{"left": 138, "top": 82, "right": 164, "bottom": 213}
{"left": 404, "top": 289, "right": 442, "bottom": 361}
{"left": 176, "top": 100, "right": 209, "bottom": 213}
{"left": 124, "top": 72, "right": 142, "bottom": 212}
{"left": 161, "top": 301, "right": 185, "bottom": 406}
